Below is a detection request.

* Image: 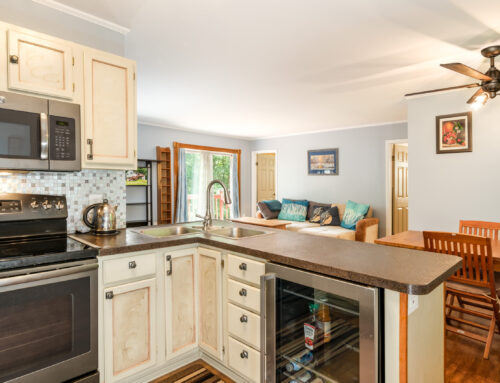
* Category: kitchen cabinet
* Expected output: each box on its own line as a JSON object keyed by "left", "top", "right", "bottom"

{"left": 82, "top": 48, "right": 137, "bottom": 170}
{"left": 164, "top": 248, "right": 198, "bottom": 359}
{"left": 198, "top": 247, "right": 223, "bottom": 360}
{"left": 7, "top": 29, "right": 74, "bottom": 99}
{"left": 103, "top": 277, "right": 157, "bottom": 383}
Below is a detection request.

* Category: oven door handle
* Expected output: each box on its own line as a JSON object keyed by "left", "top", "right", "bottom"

{"left": 40, "top": 112, "right": 49, "bottom": 160}
{"left": 0, "top": 262, "right": 98, "bottom": 288}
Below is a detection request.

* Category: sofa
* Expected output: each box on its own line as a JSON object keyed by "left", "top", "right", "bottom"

{"left": 257, "top": 202, "right": 379, "bottom": 243}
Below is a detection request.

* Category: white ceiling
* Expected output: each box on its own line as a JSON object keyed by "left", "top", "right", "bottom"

{"left": 53, "top": 0, "right": 500, "bottom": 138}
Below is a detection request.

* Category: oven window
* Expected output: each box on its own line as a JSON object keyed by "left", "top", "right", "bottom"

{"left": 0, "top": 109, "right": 40, "bottom": 159}
{"left": 0, "top": 277, "right": 91, "bottom": 382}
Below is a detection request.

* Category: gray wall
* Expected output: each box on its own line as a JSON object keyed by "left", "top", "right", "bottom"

{"left": 408, "top": 89, "right": 500, "bottom": 231}
{"left": 0, "top": 0, "right": 124, "bottom": 55}
{"left": 251, "top": 122, "right": 408, "bottom": 237}
{"left": 137, "top": 124, "right": 252, "bottom": 222}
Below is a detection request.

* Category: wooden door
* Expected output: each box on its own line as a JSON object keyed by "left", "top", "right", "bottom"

{"left": 83, "top": 48, "right": 136, "bottom": 169}
{"left": 256, "top": 153, "right": 276, "bottom": 202}
{"left": 103, "top": 278, "right": 157, "bottom": 383}
{"left": 198, "top": 247, "right": 223, "bottom": 360}
{"left": 7, "top": 30, "right": 74, "bottom": 99}
{"left": 392, "top": 144, "right": 408, "bottom": 234}
{"left": 165, "top": 248, "right": 198, "bottom": 359}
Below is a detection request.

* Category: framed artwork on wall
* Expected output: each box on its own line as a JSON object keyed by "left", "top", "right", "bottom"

{"left": 435, "top": 112, "right": 472, "bottom": 154}
{"left": 308, "top": 148, "right": 339, "bottom": 175}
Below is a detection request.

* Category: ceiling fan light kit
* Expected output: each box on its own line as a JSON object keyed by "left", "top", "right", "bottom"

{"left": 406, "top": 45, "right": 500, "bottom": 109}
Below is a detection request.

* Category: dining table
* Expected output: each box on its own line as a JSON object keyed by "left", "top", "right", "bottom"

{"left": 375, "top": 230, "right": 500, "bottom": 272}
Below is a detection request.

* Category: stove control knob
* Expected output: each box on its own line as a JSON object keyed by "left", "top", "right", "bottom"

{"left": 42, "top": 200, "right": 52, "bottom": 210}
{"left": 55, "top": 201, "right": 65, "bottom": 210}
{"left": 30, "top": 201, "right": 39, "bottom": 209}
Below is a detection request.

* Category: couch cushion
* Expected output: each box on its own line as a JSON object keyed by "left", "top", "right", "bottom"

{"left": 298, "top": 226, "right": 356, "bottom": 241}
{"left": 309, "top": 206, "right": 328, "bottom": 223}
{"left": 278, "top": 199, "right": 308, "bottom": 222}
{"left": 307, "top": 201, "right": 331, "bottom": 220}
{"left": 320, "top": 206, "right": 341, "bottom": 226}
{"left": 331, "top": 203, "right": 346, "bottom": 220}
{"left": 286, "top": 222, "right": 319, "bottom": 232}
{"left": 257, "top": 201, "right": 279, "bottom": 220}
{"left": 341, "top": 200, "right": 370, "bottom": 230}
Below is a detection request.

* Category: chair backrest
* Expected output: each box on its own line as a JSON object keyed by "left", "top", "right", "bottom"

{"left": 423, "top": 231, "right": 496, "bottom": 295}
{"left": 459, "top": 220, "right": 500, "bottom": 240}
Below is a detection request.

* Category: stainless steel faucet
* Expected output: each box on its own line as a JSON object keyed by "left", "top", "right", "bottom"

{"left": 196, "top": 179, "right": 232, "bottom": 230}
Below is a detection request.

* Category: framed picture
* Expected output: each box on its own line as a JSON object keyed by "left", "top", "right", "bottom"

{"left": 126, "top": 167, "right": 148, "bottom": 185}
{"left": 308, "top": 148, "right": 339, "bottom": 175}
{"left": 436, "top": 112, "right": 472, "bottom": 154}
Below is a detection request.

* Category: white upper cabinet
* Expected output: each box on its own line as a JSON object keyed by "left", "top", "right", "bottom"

{"left": 82, "top": 48, "right": 137, "bottom": 169}
{"left": 7, "top": 29, "right": 74, "bottom": 99}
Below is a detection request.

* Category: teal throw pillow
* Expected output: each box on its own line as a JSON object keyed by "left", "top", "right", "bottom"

{"left": 262, "top": 200, "right": 282, "bottom": 211}
{"left": 340, "top": 200, "right": 370, "bottom": 230}
{"left": 278, "top": 199, "right": 308, "bottom": 222}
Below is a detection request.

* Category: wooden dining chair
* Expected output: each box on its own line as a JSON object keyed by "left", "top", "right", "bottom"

{"left": 459, "top": 220, "right": 500, "bottom": 240}
{"left": 423, "top": 231, "right": 500, "bottom": 359}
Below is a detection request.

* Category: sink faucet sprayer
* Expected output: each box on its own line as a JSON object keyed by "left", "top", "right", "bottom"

{"left": 196, "top": 179, "right": 232, "bottom": 230}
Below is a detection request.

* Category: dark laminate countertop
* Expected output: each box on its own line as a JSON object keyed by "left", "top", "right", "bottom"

{"left": 71, "top": 222, "right": 462, "bottom": 295}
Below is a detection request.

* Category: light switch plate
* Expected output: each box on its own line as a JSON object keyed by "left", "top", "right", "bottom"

{"left": 408, "top": 294, "right": 419, "bottom": 315}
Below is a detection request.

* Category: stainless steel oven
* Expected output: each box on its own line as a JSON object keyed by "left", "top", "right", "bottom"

{"left": 0, "top": 259, "right": 98, "bottom": 383}
{"left": 0, "top": 91, "right": 80, "bottom": 171}
{"left": 261, "top": 263, "right": 380, "bottom": 383}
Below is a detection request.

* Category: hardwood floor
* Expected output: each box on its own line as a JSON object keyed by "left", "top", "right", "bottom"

{"left": 151, "top": 360, "right": 234, "bottom": 383}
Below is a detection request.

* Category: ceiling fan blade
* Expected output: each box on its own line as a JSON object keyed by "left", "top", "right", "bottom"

{"left": 405, "top": 83, "right": 480, "bottom": 97}
{"left": 441, "top": 63, "right": 492, "bottom": 81}
{"left": 466, "top": 88, "right": 485, "bottom": 104}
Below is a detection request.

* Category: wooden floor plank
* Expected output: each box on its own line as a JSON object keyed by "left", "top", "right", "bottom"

{"left": 151, "top": 360, "right": 234, "bottom": 383}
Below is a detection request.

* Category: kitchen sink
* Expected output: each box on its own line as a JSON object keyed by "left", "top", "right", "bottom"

{"left": 209, "top": 227, "right": 268, "bottom": 239}
{"left": 135, "top": 226, "right": 200, "bottom": 238}
{"left": 189, "top": 224, "right": 226, "bottom": 231}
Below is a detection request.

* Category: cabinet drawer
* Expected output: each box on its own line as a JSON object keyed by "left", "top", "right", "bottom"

{"left": 228, "top": 279, "right": 260, "bottom": 313}
{"left": 228, "top": 337, "right": 261, "bottom": 383}
{"left": 228, "top": 303, "right": 260, "bottom": 350}
{"left": 102, "top": 253, "right": 156, "bottom": 284}
{"left": 227, "top": 254, "right": 264, "bottom": 286}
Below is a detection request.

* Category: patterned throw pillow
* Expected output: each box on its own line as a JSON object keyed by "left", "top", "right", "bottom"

{"left": 320, "top": 206, "right": 341, "bottom": 226}
{"left": 278, "top": 199, "right": 308, "bottom": 222}
{"left": 309, "top": 206, "right": 327, "bottom": 223}
{"left": 257, "top": 201, "right": 279, "bottom": 219}
{"left": 340, "top": 200, "right": 370, "bottom": 230}
{"left": 307, "top": 201, "right": 331, "bottom": 220}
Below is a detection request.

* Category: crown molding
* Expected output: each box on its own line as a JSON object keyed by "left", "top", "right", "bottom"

{"left": 32, "top": 0, "right": 130, "bottom": 35}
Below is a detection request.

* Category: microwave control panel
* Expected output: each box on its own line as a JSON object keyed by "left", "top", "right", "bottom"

{"left": 49, "top": 116, "right": 76, "bottom": 161}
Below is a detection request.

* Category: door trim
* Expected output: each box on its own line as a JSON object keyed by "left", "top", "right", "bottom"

{"left": 384, "top": 139, "right": 408, "bottom": 236}
{"left": 251, "top": 150, "right": 278, "bottom": 217}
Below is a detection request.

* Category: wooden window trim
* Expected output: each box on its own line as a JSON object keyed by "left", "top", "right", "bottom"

{"left": 173, "top": 142, "right": 241, "bottom": 222}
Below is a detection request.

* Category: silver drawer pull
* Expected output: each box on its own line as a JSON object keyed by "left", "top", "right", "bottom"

{"left": 240, "top": 350, "right": 248, "bottom": 359}
{"left": 166, "top": 255, "right": 172, "bottom": 275}
{"left": 239, "top": 288, "right": 247, "bottom": 296}
{"left": 105, "top": 291, "right": 114, "bottom": 300}
{"left": 240, "top": 314, "right": 248, "bottom": 323}
{"left": 128, "top": 261, "right": 137, "bottom": 269}
{"left": 239, "top": 263, "right": 247, "bottom": 271}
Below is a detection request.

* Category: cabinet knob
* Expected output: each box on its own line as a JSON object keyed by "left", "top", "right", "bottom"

{"left": 105, "top": 291, "right": 114, "bottom": 300}
{"left": 240, "top": 314, "right": 248, "bottom": 323}
{"left": 239, "top": 263, "right": 247, "bottom": 271}
{"left": 128, "top": 261, "right": 137, "bottom": 269}
{"left": 239, "top": 288, "right": 247, "bottom": 296}
{"left": 9, "top": 55, "right": 19, "bottom": 64}
{"left": 240, "top": 350, "right": 248, "bottom": 359}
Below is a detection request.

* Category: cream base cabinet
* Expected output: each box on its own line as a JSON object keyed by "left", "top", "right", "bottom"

{"left": 164, "top": 248, "right": 198, "bottom": 360}
{"left": 198, "top": 247, "right": 223, "bottom": 360}
{"left": 103, "top": 278, "right": 157, "bottom": 383}
{"left": 82, "top": 48, "right": 137, "bottom": 170}
{"left": 7, "top": 29, "right": 75, "bottom": 99}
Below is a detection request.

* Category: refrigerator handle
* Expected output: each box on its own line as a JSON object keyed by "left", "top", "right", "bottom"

{"left": 260, "top": 272, "right": 276, "bottom": 383}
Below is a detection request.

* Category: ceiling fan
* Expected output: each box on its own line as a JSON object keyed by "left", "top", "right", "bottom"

{"left": 406, "top": 45, "right": 500, "bottom": 109}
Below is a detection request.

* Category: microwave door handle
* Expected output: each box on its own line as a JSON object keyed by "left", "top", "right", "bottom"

{"left": 261, "top": 273, "right": 276, "bottom": 383}
{"left": 40, "top": 112, "right": 48, "bottom": 160}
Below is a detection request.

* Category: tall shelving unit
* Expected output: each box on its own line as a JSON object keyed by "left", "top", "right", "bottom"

{"left": 126, "top": 159, "right": 156, "bottom": 227}
{"left": 156, "top": 147, "right": 172, "bottom": 224}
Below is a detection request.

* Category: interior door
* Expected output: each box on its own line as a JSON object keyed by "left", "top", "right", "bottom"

{"left": 165, "top": 248, "right": 197, "bottom": 360}
{"left": 7, "top": 30, "right": 74, "bottom": 99}
{"left": 392, "top": 144, "right": 408, "bottom": 234}
{"left": 257, "top": 153, "right": 276, "bottom": 202}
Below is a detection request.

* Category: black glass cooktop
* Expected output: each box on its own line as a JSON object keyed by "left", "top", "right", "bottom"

{"left": 0, "top": 236, "right": 98, "bottom": 271}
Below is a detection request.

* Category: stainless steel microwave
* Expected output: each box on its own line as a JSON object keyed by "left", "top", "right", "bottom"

{"left": 0, "top": 91, "right": 81, "bottom": 172}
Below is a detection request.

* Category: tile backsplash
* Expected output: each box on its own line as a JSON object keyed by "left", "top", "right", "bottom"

{"left": 0, "top": 170, "right": 126, "bottom": 233}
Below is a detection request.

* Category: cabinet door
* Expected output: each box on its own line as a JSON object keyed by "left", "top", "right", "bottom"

{"left": 198, "top": 247, "right": 223, "bottom": 359}
{"left": 165, "top": 248, "right": 198, "bottom": 359}
{"left": 103, "top": 278, "right": 157, "bottom": 383}
{"left": 83, "top": 48, "right": 136, "bottom": 169}
{"left": 7, "top": 30, "right": 74, "bottom": 99}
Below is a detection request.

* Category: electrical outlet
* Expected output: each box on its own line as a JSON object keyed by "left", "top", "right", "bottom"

{"left": 89, "top": 194, "right": 103, "bottom": 204}
{"left": 408, "top": 294, "right": 419, "bottom": 315}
